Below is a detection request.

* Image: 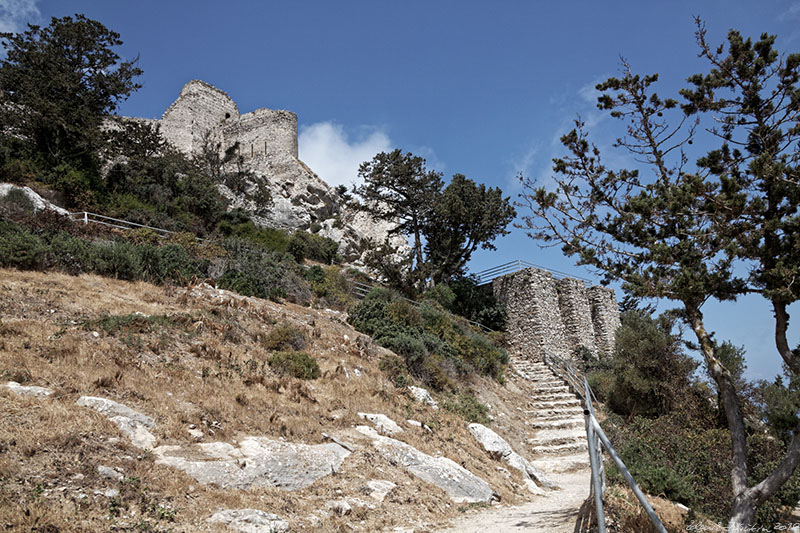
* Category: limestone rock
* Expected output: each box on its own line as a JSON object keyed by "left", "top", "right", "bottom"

{"left": 97, "top": 465, "right": 124, "bottom": 482}
{"left": 355, "top": 426, "right": 495, "bottom": 503}
{"left": 468, "top": 423, "right": 555, "bottom": 494}
{"left": 363, "top": 480, "right": 397, "bottom": 502}
{"left": 326, "top": 499, "right": 352, "bottom": 516}
{"left": 0, "top": 184, "right": 69, "bottom": 215}
{"left": 208, "top": 509, "right": 290, "bottom": 533}
{"left": 119, "top": 80, "right": 411, "bottom": 264}
{"left": 408, "top": 386, "right": 438, "bottom": 409}
{"left": 153, "top": 437, "right": 350, "bottom": 491}
{"left": 76, "top": 396, "right": 157, "bottom": 449}
{"left": 2, "top": 381, "right": 53, "bottom": 398}
{"left": 357, "top": 412, "right": 403, "bottom": 436}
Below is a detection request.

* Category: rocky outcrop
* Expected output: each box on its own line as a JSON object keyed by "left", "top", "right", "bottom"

{"left": 0, "top": 184, "right": 69, "bottom": 215}
{"left": 153, "top": 437, "right": 351, "bottom": 490}
{"left": 357, "top": 412, "right": 404, "bottom": 436}
{"left": 76, "top": 396, "right": 157, "bottom": 449}
{"left": 207, "top": 509, "right": 289, "bottom": 533}
{"left": 2, "top": 381, "right": 53, "bottom": 398}
{"left": 355, "top": 425, "right": 496, "bottom": 504}
{"left": 124, "top": 80, "right": 409, "bottom": 263}
{"left": 468, "top": 423, "right": 555, "bottom": 494}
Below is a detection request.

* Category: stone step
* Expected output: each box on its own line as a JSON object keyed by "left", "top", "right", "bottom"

{"left": 528, "top": 428, "right": 586, "bottom": 447}
{"left": 528, "top": 418, "right": 584, "bottom": 430}
{"left": 527, "top": 412, "right": 584, "bottom": 423}
{"left": 525, "top": 407, "right": 580, "bottom": 417}
{"left": 532, "top": 384, "right": 570, "bottom": 394}
{"left": 529, "top": 441, "right": 588, "bottom": 456}
{"left": 528, "top": 398, "right": 582, "bottom": 409}
{"left": 532, "top": 453, "right": 591, "bottom": 474}
{"left": 534, "top": 392, "right": 579, "bottom": 402}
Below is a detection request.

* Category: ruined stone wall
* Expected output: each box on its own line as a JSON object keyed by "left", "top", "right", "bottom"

{"left": 587, "top": 286, "right": 621, "bottom": 357}
{"left": 493, "top": 267, "right": 620, "bottom": 362}
{"left": 160, "top": 80, "right": 238, "bottom": 154}
{"left": 224, "top": 108, "right": 298, "bottom": 160}
{"left": 493, "top": 268, "right": 570, "bottom": 362}
{"left": 556, "top": 277, "right": 597, "bottom": 357}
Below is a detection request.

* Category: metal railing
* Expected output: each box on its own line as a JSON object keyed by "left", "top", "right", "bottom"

{"left": 544, "top": 353, "right": 667, "bottom": 533}
{"left": 471, "top": 259, "right": 591, "bottom": 285}
{"left": 68, "top": 211, "right": 211, "bottom": 242}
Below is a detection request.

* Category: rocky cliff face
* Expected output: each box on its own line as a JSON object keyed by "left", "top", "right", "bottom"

{"left": 127, "top": 80, "right": 407, "bottom": 262}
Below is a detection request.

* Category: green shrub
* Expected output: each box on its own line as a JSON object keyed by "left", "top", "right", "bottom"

{"left": 1, "top": 187, "right": 35, "bottom": 212}
{"left": 348, "top": 288, "right": 508, "bottom": 388}
{"left": 0, "top": 222, "right": 46, "bottom": 269}
{"left": 306, "top": 266, "right": 353, "bottom": 309}
{"left": 217, "top": 240, "right": 295, "bottom": 301}
{"left": 268, "top": 351, "right": 320, "bottom": 379}
{"left": 422, "top": 284, "right": 455, "bottom": 309}
{"left": 379, "top": 355, "right": 410, "bottom": 388}
{"left": 443, "top": 391, "right": 489, "bottom": 423}
{"left": 288, "top": 230, "right": 340, "bottom": 264}
{"left": 263, "top": 324, "right": 307, "bottom": 351}
{"left": 48, "top": 232, "right": 92, "bottom": 274}
{"left": 88, "top": 241, "right": 143, "bottom": 280}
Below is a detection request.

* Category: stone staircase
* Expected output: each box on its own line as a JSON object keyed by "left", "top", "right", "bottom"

{"left": 513, "top": 357, "right": 591, "bottom": 474}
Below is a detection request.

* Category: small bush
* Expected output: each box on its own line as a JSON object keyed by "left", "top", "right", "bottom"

{"left": 379, "top": 355, "right": 410, "bottom": 388}
{"left": 263, "top": 324, "right": 307, "bottom": 351}
{"left": 268, "top": 351, "right": 320, "bottom": 380}
{"left": 288, "top": 230, "right": 340, "bottom": 264}
{"left": 307, "top": 266, "right": 353, "bottom": 310}
{"left": 0, "top": 222, "right": 46, "bottom": 269}
{"left": 1, "top": 187, "right": 35, "bottom": 212}
{"left": 88, "top": 241, "right": 143, "bottom": 280}
{"left": 443, "top": 391, "right": 489, "bottom": 423}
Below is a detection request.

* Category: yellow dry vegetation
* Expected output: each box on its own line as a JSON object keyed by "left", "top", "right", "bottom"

{"left": 0, "top": 268, "right": 551, "bottom": 532}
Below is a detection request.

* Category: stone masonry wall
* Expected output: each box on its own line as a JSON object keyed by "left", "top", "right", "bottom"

{"left": 587, "top": 286, "right": 621, "bottom": 357}
{"left": 556, "top": 277, "right": 597, "bottom": 357}
{"left": 160, "top": 80, "right": 239, "bottom": 155}
{"left": 493, "top": 268, "right": 570, "bottom": 362}
{"left": 224, "top": 108, "right": 298, "bottom": 160}
{"left": 493, "top": 267, "right": 620, "bottom": 362}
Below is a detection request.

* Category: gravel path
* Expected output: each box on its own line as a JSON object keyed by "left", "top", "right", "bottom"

{"left": 441, "top": 470, "right": 589, "bottom": 532}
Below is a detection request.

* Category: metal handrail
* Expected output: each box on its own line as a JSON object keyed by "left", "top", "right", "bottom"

{"left": 543, "top": 353, "right": 666, "bottom": 533}
{"left": 471, "top": 258, "right": 591, "bottom": 285}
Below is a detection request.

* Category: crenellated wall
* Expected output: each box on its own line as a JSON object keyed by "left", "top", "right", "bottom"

{"left": 493, "top": 267, "right": 620, "bottom": 362}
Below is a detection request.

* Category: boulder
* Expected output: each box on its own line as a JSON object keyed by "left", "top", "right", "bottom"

{"left": 208, "top": 509, "right": 290, "bottom": 533}
{"left": 468, "top": 423, "right": 556, "bottom": 493}
{"left": 408, "top": 386, "right": 438, "bottom": 409}
{"left": 76, "top": 396, "right": 157, "bottom": 449}
{"left": 357, "top": 412, "right": 404, "bottom": 436}
{"left": 153, "top": 437, "right": 351, "bottom": 491}
{"left": 2, "top": 381, "right": 53, "bottom": 398}
{"left": 356, "top": 426, "right": 495, "bottom": 503}
{"left": 363, "top": 479, "right": 397, "bottom": 502}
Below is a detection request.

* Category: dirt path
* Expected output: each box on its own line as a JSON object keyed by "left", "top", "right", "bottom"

{"left": 440, "top": 469, "right": 590, "bottom": 532}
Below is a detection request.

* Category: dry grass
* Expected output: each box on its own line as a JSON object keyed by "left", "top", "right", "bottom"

{"left": 0, "top": 268, "right": 553, "bottom": 532}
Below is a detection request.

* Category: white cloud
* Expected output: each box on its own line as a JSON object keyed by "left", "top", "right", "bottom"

{"left": 298, "top": 121, "right": 391, "bottom": 188}
{"left": 0, "top": 0, "right": 40, "bottom": 34}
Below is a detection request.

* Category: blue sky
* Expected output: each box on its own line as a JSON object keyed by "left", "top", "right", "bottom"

{"left": 3, "top": 0, "right": 799, "bottom": 382}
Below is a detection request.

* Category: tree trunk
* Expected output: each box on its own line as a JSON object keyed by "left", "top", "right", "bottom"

{"left": 728, "top": 496, "right": 756, "bottom": 532}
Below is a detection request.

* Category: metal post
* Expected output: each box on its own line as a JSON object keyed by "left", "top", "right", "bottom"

{"left": 584, "top": 379, "right": 606, "bottom": 533}
{"left": 83, "top": 212, "right": 88, "bottom": 225}
{"left": 591, "top": 417, "right": 667, "bottom": 533}
{"left": 584, "top": 379, "right": 606, "bottom": 494}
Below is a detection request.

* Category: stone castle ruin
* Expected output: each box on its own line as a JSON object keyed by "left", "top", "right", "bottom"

{"left": 125, "top": 80, "right": 407, "bottom": 261}
{"left": 493, "top": 267, "right": 621, "bottom": 362}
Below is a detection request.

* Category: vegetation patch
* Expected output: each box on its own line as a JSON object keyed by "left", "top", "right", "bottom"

{"left": 263, "top": 324, "right": 307, "bottom": 351}
{"left": 268, "top": 351, "right": 321, "bottom": 380}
